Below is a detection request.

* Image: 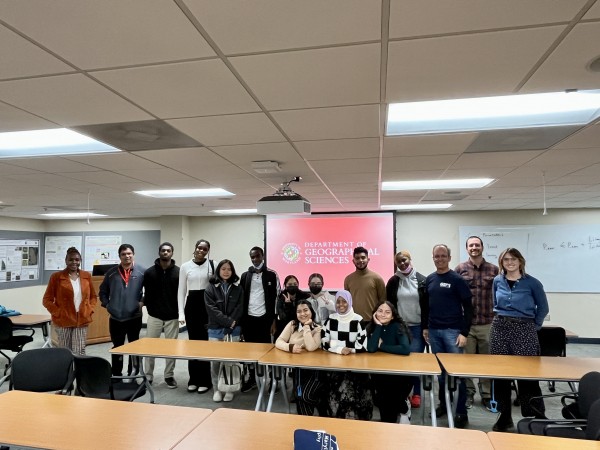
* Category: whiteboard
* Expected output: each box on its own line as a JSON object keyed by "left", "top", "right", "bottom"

{"left": 459, "top": 225, "right": 600, "bottom": 293}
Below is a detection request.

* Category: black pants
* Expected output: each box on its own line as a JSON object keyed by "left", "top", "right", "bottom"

{"left": 294, "top": 369, "right": 329, "bottom": 416}
{"left": 490, "top": 316, "right": 545, "bottom": 418}
{"left": 373, "top": 373, "right": 413, "bottom": 423}
{"left": 242, "top": 314, "right": 273, "bottom": 344}
{"left": 185, "top": 290, "right": 212, "bottom": 388}
{"left": 109, "top": 316, "right": 142, "bottom": 376}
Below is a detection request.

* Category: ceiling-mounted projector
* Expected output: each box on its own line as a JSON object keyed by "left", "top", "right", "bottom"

{"left": 257, "top": 176, "right": 311, "bottom": 215}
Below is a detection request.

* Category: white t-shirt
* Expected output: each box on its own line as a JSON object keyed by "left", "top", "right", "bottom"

{"left": 70, "top": 277, "right": 82, "bottom": 312}
{"left": 248, "top": 272, "right": 267, "bottom": 317}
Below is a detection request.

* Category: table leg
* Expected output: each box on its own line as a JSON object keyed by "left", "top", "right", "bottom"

{"left": 266, "top": 366, "right": 278, "bottom": 412}
{"left": 445, "top": 373, "right": 455, "bottom": 428}
{"left": 132, "top": 355, "right": 155, "bottom": 404}
{"left": 254, "top": 363, "right": 266, "bottom": 411}
{"left": 422, "top": 375, "right": 437, "bottom": 426}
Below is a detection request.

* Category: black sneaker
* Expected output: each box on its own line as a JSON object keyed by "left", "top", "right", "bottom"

{"left": 241, "top": 378, "right": 257, "bottom": 393}
{"left": 466, "top": 396, "right": 474, "bottom": 409}
{"left": 435, "top": 405, "right": 447, "bottom": 418}
{"left": 492, "top": 415, "right": 514, "bottom": 432}
{"left": 454, "top": 414, "right": 469, "bottom": 429}
{"left": 165, "top": 377, "right": 177, "bottom": 389}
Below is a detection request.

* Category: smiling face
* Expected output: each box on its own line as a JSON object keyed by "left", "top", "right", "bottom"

{"left": 194, "top": 241, "right": 210, "bottom": 262}
{"left": 353, "top": 252, "right": 369, "bottom": 271}
{"left": 296, "top": 303, "right": 313, "bottom": 325}
{"left": 336, "top": 296, "right": 349, "bottom": 314}
{"left": 65, "top": 252, "right": 81, "bottom": 273}
{"left": 375, "top": 303, "right": 393, "bottom": 325}
{"left": 219, "top": 262, "right": 232, "bottom": 281}
{"left": 432, "top": 245, "right": 451, "bottom": 272}
{"left": 395, "top": 253, "right": 411, "bottom": 272}
{"left": 250, "top": 249, "right": 264, "bottom": 267}
{"left": 466, "top": 237, "right": 483, "bottom": 259}
{"left": 501, "top": 253, "right": 521, "bottom": 274}
{"left": 119, "top": 248, "right": 134, "bottom": 268}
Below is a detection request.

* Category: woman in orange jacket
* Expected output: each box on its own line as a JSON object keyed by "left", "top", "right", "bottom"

{"left": 43, "top": 247, "right": 97, "bottom": 354}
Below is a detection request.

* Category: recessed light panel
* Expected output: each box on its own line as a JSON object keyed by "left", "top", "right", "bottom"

{"left": 212, "top": 209, "right": 257, "bottom": 215}
{"left": 381, "top": 203, "right": 452, "bottom": 210}
{"left": 382, "top": 178, "right": 493, "bottom": 190}
{"left": 134, "top": 188, "right": 234, "bottom": 198}
{"left": 40, "top": 212, "right": 108, "bottom": 218}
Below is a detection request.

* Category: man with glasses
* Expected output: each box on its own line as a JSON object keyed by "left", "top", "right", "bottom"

{"left": 455, "top": 236, "right": 499, "bottom": 410}
{"left": 422, "top": 244, "right": 473, "bottom": 428}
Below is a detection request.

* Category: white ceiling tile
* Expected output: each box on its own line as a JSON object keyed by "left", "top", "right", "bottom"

{"left": 443, "top": 167, "right": 515, "bottom": 179}
{"left": 131, "top": 148, "right": 230, "bottom": 172}
{"left": 211, "top": 142, "right": 302, "bottom": 165}
{"left": 94, "top": 60, "right": 260, "bottom": 118}
{"left": 60, "top": 171, "right": 136, "bottom": 185}
{"left": 523, "top": 23, "right": 600, "bottom": 92}
{"left": 524, "top": 148, "right": 600, "bottom": 167}
{"left": 5, "top": 157, "right": 98, "bottom": 173}
{"left": 0, "top": 163, "right": 42, "bottom": 175}
{"left": 66, "top": 153, "right": 166, "bottom": 171}
{"left": 0, "top": 101, "right": 55, "bottom": 131}
{"left": 451, "top": 151, "right": 543, "bottom": 169}
{"left": 382, "top": 155, "right": 458, "bottom": 171}
{"left": 0, "top": 74, "right": 152, "bottom": 126}
{"left": 383, "top": 133, "right": 478, "bottom": 157}
{"left": 114, "top": 169, "right": 198, "bottom": 185}
{"left": 315, "top": 158, "right": 379, "bottom": 174}
{"left": 272, "top": 105, "right": 379, "bottom": 141}
{"left": 387, "top": 26, "right": 565, "bottom": 102}
{"left": 0, "top": 25, "right": 74, "bottom": 79}
{"left": 583, "top": 2, "right": 600, "bottom": 19}
{"left": 553, "top": 123, "right": 600, "bottom": 149}
{"left": 389, "top": 0, "right": 587, "bottom": 38}
{"left": 168, "top": 113, "right": 285, "bottom": 147}
{"left": 296, "top": 138, "right": 379, "bottom": 160}
{"left": 184, "top": 0, "right": 381, "bottom": 54}
{"left": 0, "top": 0, "right": 215, "bottom": 69}
{"left": 230, "top": 44, "right": 380, "bottom": 110}
{"left": 382, "top": 170, "right": 446, "bottom": 181}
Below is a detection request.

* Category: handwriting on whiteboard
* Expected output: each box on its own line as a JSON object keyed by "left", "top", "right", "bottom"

{"left": 542, "top": 236, "right": 600, "bottom": 251}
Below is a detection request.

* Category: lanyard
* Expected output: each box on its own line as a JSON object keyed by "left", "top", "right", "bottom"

{"left": 119, "top": 265, "right": 132, "bottom": 287}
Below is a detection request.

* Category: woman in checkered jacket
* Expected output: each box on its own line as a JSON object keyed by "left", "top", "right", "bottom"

{"left": 321, "top": 290, "right": 372, "bottom": 420}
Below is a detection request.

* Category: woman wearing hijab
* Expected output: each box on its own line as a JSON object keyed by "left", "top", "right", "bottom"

{"left": 321, "top": 290, "right": 372, "bottom": 420}
{"left": 385, "top": 250, "right": 428, "bottom": 408}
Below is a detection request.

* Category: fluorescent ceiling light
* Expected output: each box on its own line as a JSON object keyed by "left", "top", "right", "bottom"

{"left": 134, "top": 188, "right": 234, "bottom": 198}
{"left": 212, "top": 208, "right": 258, "bottom": 215}
{"left": 387, "top": 90, "right": 600, "bottom": 135}
{"left": 381, "top": 203, "right": 452, "bottom": 210}
{"left": 0, "top": 128, "right": 119, "bottom": 158}
{"left": 40, "top": 212, "right": 107, "bottom": 218}
{"left": 382, "top": 178, "right": 493, "bottom": 190}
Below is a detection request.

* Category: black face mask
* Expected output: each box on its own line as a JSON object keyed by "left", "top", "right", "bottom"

{"left": 309, "top": 286, "right": 322, "bottom": 295}
{"left": 286, "top": 286, "right": 299, "bottom": 295}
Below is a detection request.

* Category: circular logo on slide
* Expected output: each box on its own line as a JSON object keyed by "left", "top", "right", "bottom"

{"left": 282, "top": 243, "right": 301, "bottom": 264}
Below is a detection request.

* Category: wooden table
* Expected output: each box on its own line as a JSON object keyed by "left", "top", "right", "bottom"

{"left": 10, "top": 314, "right": 52, "bottom": 348}
{"left": 488, "top": 431, "right": 600, "bottom": 449}
{"left": 259, "top": 348, "right": 442, "bottom": 424}
{"left": 437, "top": 353, "right": 600, "bottom": 427}
{"left": 0, "top": 390, "right": 212, "bottom": 450}
{"left": 174, "top": 408, "right": 494, "bottom": 450}
{"left": 111, "top": 338, "right": 274, "bottom": 409}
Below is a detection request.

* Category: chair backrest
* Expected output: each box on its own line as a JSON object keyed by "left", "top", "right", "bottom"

{"left": 537, "top": 327, "right": 566, "bottom": 357}
{"left": 11, "top": 348, "right": 74, "bottom": 392}
{"left": 578, "top": 371, "right": 600, "bottom": 419}
{"left": 74, "top": 355, "right": 113, "bottom": 397}
{"left": 0, "top": 316, "right": 13, "bottom": 341}
{"left": 586, "top": 398, "right": 600, "bottom": 440}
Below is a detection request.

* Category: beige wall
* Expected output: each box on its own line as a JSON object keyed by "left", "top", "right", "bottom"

{"left": 1, "top": 210, "right": 599, "bottom": 338}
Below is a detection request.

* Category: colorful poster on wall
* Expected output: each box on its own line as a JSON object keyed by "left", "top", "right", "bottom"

{"left": 44, "top": 236, "right": 83, "bottom": 270}
{"left": 84, "top": 235, "right": 121, "bottom": 271}
{"left": 0, "top": 239, "right": 40, "bottom": 282}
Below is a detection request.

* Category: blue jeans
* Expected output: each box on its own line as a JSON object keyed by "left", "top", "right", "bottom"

{"left": 429, "top": 328, "right": 467, "bottom": 415}
{"left": 409, "top": 325, "right": 426, "bottom": 395}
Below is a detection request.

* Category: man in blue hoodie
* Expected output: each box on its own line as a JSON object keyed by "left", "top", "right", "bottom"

{"left": 99, "top": 243, "right": 145, "bottom": 377}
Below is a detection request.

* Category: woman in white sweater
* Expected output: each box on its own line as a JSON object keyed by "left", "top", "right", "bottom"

{"left": 275, "top": 300, "right": 322, "bottom": 415}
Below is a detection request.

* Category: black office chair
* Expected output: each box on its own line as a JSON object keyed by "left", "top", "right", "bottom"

{"left": 518, "top": 371, "right": 600, "bottom": 439}
{"left": 538, "top": 327, "right": 567, "bottom": 392}
{"left": 74, "top": 355, "right": 147, "bottom": 401}
{"left": 0, "top": 316, "right": 34, "bottom": 380}
{"left": 10, "top": 347, "right": 74, "bottom": 394}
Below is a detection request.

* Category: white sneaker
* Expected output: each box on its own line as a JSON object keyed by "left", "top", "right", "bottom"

{"left": 213, "top": 391, "right": 223, "bottom": 402}
{"left": 197, "top": 386, "right": 209, "bottom": 394}
{"left": 223, "top": 392, "right": 234, "bottom": 402}
{"left": 399, "top": 414, "right": 411, "bottom": 424}
{"left": 187, "top": 384, "right": 198, "bottom": 392}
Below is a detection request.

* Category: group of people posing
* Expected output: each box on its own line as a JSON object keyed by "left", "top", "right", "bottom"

{"left": 42, "top": 236, "right": 549, "bottom": 432}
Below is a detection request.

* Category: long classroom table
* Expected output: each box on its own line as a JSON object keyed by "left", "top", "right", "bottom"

{"left": 258, "top": 348, "right": 442, "bottom": 425}
{"left": 10, "top": 314, "right": 52, "bottom": 348}
{"left": 487, "top": 431, "right": 600, "bottom": 450}
{"left": 437, "top": 353, "right": 600, "bottom": 428}
{"left": 111, "top": 337, "right": 274, "bottom": 409}
{"left": 173, "top": 408, "right": 494, "bottom": 450}
{"left": 0, "top": 390, "right": 212, "bottom": 450}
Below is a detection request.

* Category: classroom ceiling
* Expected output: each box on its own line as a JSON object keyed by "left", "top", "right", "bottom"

{"left": 1, "top": 0, "right": 600, "bottom": 219}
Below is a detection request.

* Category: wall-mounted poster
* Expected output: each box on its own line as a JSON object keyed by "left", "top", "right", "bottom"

{"left": 44, "top": 236, "right": 83, "bottom": 270}
{"left": 84, "top": 235, "right": 122, "bottom": 271}
{"left": 0, "top": 239, "right": 40, "bottom": 282}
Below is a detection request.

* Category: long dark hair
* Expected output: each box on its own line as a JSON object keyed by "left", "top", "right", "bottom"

{"left": 366, "top": 301, "right": 412, "bottom": 342}
{"left": 292, "top": 300, "right": 318, "bottom": 329}
{"left": 209, "top": 259, "right": 239, "bottom": 284}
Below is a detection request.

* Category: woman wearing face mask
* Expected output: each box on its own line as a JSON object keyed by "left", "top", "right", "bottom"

{"left": 306, "top": 273, "right": 336, "bottom": 325}
{"left": 275, "top": 300, "right": 323, "bottom": 415}
{"left": 321, "top": 290, "right": 372, "bottom": 420}
{"left": 275, "top": 275, "right": 310, "bottom": 339}
{"left": 177, "top": 239, "right": 214, "bottom": 394}
{"left": 385, "top": 250, "right": 428, "bottom": 408}
{"left": 367, "top": 301, "right": 413, "bottom": 424}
